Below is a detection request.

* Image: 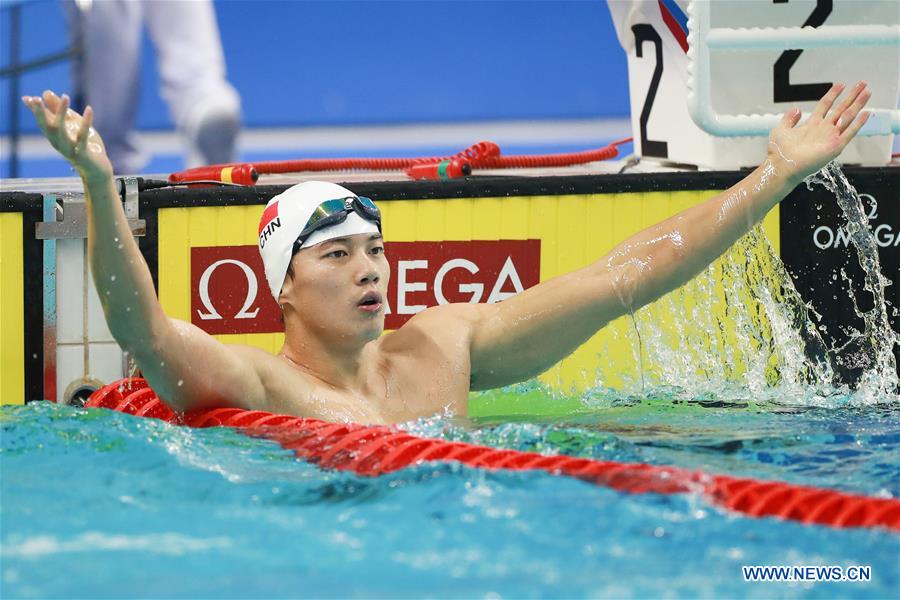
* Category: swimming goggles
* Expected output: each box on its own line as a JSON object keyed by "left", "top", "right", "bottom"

{"left": 292, "top": 196, "right": 382, "bottom": 253}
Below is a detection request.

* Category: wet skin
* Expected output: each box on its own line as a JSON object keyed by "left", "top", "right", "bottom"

{"left": 23, "top": 85, "right": 872, "bottom": 423}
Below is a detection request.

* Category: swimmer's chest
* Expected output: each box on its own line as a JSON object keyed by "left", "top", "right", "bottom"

{"left": 383, "top": 321, "right": 475, "bottom": 413}
{"left": 375, "top": 349, "right": 471, "bottom": 421}
{"left": 266, "top": 348, "right": 470, "bottom": 424}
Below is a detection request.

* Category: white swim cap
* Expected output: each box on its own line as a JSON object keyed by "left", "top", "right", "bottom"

{"left": 258, "top": 181, "right": 381, "bottom": 300}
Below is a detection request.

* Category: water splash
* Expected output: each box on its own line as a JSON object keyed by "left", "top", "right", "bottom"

{"left": 804, "top": 161, "right": 899, "bottom": 399}
{"left": 602, "top": 227, "right": 844, "bottom": 404}
{"left": 587, "top": 163, "right": 897, "bottom": 406}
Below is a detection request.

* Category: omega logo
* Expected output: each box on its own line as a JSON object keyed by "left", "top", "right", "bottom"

{"left": 196, "top": 259, "right": 261, "bottom": 320}
{"left": 812, "top": 194, "right": 900, "bottom": 250}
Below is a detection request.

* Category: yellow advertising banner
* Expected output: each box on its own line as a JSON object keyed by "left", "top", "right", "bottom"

{"left": 158, "top": 192, "right": 780, "bottom": 394}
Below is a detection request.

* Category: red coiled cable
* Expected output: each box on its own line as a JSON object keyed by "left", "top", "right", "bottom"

{"left": 85, "top": 378, "right": 900, "bottom": 532}
{"left": 167, "top": 139, "right": 630, "bottom": 184}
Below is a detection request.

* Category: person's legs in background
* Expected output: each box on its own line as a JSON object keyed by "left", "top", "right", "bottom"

{"left": 144, "top": 0, "right": 241, "bottom": 168}
{"left": 69, "top": 0, "right": 146, "bottom": 174}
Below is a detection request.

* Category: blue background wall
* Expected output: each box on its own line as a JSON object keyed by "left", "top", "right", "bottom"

{"left": 1, "top": 0, "right": 630, "bottom": 133}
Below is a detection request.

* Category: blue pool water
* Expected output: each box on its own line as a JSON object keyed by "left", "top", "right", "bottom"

{"left": 2, "top": 389, "right": 898, "bottom": 599}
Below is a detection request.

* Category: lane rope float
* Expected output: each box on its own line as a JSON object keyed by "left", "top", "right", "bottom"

{"left": 167, "top": 139, "right": 632, "bottom": 184}
{"left": 86, "top": 378, "right": 900, "bottom": 532}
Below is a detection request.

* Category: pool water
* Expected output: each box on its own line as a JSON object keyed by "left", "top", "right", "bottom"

{"left": 2, "top": 386, "right": 898, "bottom": 599}
{"left": 2, "top": 163, "right": 897, "bottom": 597}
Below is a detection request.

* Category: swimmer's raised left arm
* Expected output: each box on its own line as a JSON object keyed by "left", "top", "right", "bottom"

{"left": 466, "top": 82, "right": 871, "bottom": 390}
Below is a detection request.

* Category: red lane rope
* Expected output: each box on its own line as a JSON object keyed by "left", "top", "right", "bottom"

{"left": 86, "top": 378, "right": 900, "bottom": 532}
{"left": 167, "top": 139, "right": 632, "bottom": 185}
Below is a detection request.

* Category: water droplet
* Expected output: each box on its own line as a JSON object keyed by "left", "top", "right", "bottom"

{"left": 110, "top": 275, "right": 116, "bottom": 282}
{"left": 177, "top": 379, "right": 183, "bottom": 387}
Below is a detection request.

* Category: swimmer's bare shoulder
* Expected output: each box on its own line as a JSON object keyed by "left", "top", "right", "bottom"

{"left": 383, "top": 303, "right": 480, "bottom": 346}
{"left": 372, "top": 304, "right": 481, "bottom": 414}
{"left": 378, "top": 303, "right": 481, "bottom": 365}
{"left": 224, "top": 343, "right": 317, "bottom": 415}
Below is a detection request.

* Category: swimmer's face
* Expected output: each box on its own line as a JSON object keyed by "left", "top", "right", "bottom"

{"left": 281, "top": 233, "right": 389, "bottom": 343}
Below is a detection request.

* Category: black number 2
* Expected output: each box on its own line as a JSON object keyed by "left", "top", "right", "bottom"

{"left": 632, "top": 24, "right": 668, "bottom": 159}
{"left": 773, "top": 0, "right": 833, "bottom": 102}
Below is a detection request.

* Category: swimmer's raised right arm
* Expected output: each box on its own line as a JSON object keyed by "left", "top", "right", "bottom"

{"left": 23, "top": 91, "right": 271, "bottom": 412}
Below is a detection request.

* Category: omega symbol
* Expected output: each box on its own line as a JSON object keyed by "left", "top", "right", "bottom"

{"left": 197, "top": 259, "right": 261, "bottom": 320}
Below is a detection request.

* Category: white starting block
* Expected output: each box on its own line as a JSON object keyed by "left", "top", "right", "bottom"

{"left": 608, "top": 0, "right": 899, "bottom": 169}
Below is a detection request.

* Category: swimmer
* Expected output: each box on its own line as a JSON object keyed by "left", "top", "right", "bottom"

{"left": 23, "top": 84, "right": 871, "bottom": 424}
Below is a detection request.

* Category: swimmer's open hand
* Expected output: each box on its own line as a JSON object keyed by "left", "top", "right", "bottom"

{"left": 22, "top": 90, "right": 113, "bottom": 181}
{"left": 767, "top": 81, "right": 871, "bottom": 183}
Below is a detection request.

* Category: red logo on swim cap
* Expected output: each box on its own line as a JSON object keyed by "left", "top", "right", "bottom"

{"left": 258, "top": 201, "right": 280, "bottom": 235}
{"left": 258, "top": 201, "right": 282, "bottom": 249}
